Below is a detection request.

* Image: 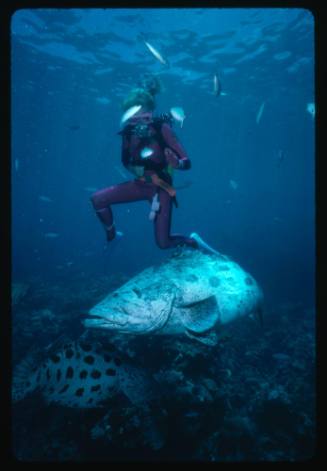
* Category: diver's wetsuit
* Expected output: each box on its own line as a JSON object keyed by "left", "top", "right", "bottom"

{"left": 91, "top": 111, "right": 197, "bottom": 249}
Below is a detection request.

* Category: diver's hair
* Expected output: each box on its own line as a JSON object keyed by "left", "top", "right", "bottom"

{"left": 139, "top": 74, "right": 162, "bottom": 97}
{"left": 122, "top": 88, "right": 155, "bottom": 112}
{"left": 121, "top": 75, "right": 162, "bottom": 112}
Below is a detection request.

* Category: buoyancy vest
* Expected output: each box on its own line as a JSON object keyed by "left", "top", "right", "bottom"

{"left": 118, "top": 114, "right": 175, "bottom": 182}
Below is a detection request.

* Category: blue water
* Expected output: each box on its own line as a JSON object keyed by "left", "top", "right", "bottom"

{"left": 11, "top": 8, "right": 316, "bottom": 461}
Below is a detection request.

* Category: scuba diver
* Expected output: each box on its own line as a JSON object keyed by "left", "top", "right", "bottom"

{"left": 91, "top": 74, "right": 204, "bottom": 251}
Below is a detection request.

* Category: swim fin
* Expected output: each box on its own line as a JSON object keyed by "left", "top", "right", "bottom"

{"left": 189, "top": 232, "right": 226, "bottom": 258}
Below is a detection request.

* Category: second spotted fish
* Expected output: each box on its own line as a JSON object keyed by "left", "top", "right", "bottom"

{"left": 12, "top": 338, "right": 156, "bottom": 408}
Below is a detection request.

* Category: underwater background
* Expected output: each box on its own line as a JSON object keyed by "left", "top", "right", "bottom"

{"left": 11, "top": 8, "right": 315, "bottom": 461}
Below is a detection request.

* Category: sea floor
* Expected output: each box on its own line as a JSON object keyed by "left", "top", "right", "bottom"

{"left": 11, "top": 275, "right": 315, "bottom": 462}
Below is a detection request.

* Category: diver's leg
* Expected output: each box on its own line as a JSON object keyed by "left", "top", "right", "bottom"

{"left": 154, "top": 190, "right": 198, "bottom": 249}
{"left": 91, "top": 180, "right": 155, "bottom": 241}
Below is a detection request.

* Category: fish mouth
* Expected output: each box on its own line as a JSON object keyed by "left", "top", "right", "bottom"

{"left": 82, "top": 313, "right": 128, "bottom": 329}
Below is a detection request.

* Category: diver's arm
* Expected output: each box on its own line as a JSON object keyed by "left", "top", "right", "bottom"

{"left": 161, "top": 123, "right": 191, "bottom": 170}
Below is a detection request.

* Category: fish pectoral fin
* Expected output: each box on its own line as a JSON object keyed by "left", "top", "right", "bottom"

{"left": 185, "top": 328, "right": 219, "bottom": 347}
{"left": 180, "top": 295, "right": 220, "bottom": 333}
{"left": 147, "top": 295, "right": 174, "bottom": 332}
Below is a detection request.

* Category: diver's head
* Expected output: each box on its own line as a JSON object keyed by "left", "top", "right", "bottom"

{"left": 122, "top": 74, "right": 162, "bottom": 112}
{"left": 139, "top": 74, "right": 162, "bottom": 96}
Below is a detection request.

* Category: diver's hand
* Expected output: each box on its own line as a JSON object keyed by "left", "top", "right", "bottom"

{"left": 164, "top": 148, "right": 180, "bottom": 169}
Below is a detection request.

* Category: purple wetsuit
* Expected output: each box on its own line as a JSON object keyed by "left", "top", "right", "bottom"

{"left": 90, "top": 111, "right": 197, "bottom": 249}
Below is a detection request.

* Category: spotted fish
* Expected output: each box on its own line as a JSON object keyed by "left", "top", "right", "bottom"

{"left": 85, "top": 247, "right": 264, "bottom": 346}
{"left": 12, "top": 338, "right": 155, "bottom": 409}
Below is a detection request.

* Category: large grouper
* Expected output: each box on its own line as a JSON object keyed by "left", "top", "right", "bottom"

{"left": 84, "top": 248, "right": 264, "bottom": 346}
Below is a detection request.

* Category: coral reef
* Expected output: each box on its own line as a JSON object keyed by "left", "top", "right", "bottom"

{"left": 12, "top": 283, "right": 29, "bottom": 306}
{"left": 11, "top": 276, "right": 315, "bottom": 461}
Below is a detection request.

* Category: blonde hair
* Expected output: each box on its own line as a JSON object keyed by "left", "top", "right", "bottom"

{"left": 122, "top": 75, "right": 162, "bottom": 112}
{"left": 122, "top": 87, "right": 155, "bottom": 112}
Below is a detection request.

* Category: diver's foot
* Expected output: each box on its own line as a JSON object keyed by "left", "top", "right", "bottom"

{"left": 187, "top": 237, "right": 199, "bottom": 249}
{"left": 105, "top": 223, "right": 116, "bottom": 242}
{"left": 106, "top": 227, "right": 125, "bottom": 243}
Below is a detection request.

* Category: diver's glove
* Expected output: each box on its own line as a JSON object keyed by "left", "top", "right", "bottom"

{"left": 164, "top": 148, "right": 181, "bottom": 169}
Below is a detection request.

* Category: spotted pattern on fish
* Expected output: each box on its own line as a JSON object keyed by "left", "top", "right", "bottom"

{"left": 80, "top": 343, "right": 92, "bottom": 352}
{"left": 91, "top": 370, "right": 101, "bottom": 379}
{"left": 65, "top": 349, "right": 74, "bottom": 359}
{"left": 106, "top": 368, "right": 116, "bottom": 376}
{"left": 51, "top": 354, "right": 60, "bottom": 363}
{"left": 103, "top": 344, "right": 116, "bottom": 352}
{"left": 209, "top": 276, "right": 220, "bottom": 287}
{"left": 66, "top": 366, "right": 74, "bottom": 379}
{"left": 12, "top": 340, "right": 153, "bottom": 409}
{"left": 185, "top": 274, "right": 198, "bottom": 282}
{"left": 84, "top": 355, "right": 95, "bottom": 365}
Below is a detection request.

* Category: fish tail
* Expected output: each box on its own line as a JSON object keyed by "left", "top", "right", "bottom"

{"left": 12, "top": 355, "right": 40, "bottom": 402}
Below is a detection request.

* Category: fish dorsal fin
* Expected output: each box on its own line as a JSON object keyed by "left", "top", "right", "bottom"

{"left": 180, "top": 295, "right": 220, "bottom": 334}
{"left": 44, "top": 334, "right": 76, "bottom": 356}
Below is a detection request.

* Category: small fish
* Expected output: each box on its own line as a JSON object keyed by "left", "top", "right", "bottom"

{"left": 140, "top": 147, "right": 154, "bottom": 159}
{"left": 67, "top": 124, "right": 80, "bottom": 131}
{"left": 120, "top": 105, "right": 142, "bottom": 125}
{"left": 213, "top": 74, "right": 228, "bottom": 97}
{"left": 170, "top": 107, "right": 186, "bottom": 128}
{"left": 306, "top": 102, "right": 315, "bottom": 119}
{"left": 14, "top": 159, "right": 19, "bottom": 171}
{"left": 12, "top": 338, "right": 157, "bottom": 409}
{"left": 39, "top": 196, "right": 52, "bottom": 203}
{"left": 229, "top": 179, "right": 238, "bottom": 190}
{"left": 213, "top": 74, "right": 221, "bottom": 96}
{"left": 44, "top": 232, "right": 59, "bottom": 238}
{"left": 140, "top": 35, "right": 169, "bottom": 67}
{"left": 256, "top": 102, "right": 265, "bottom": 124}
